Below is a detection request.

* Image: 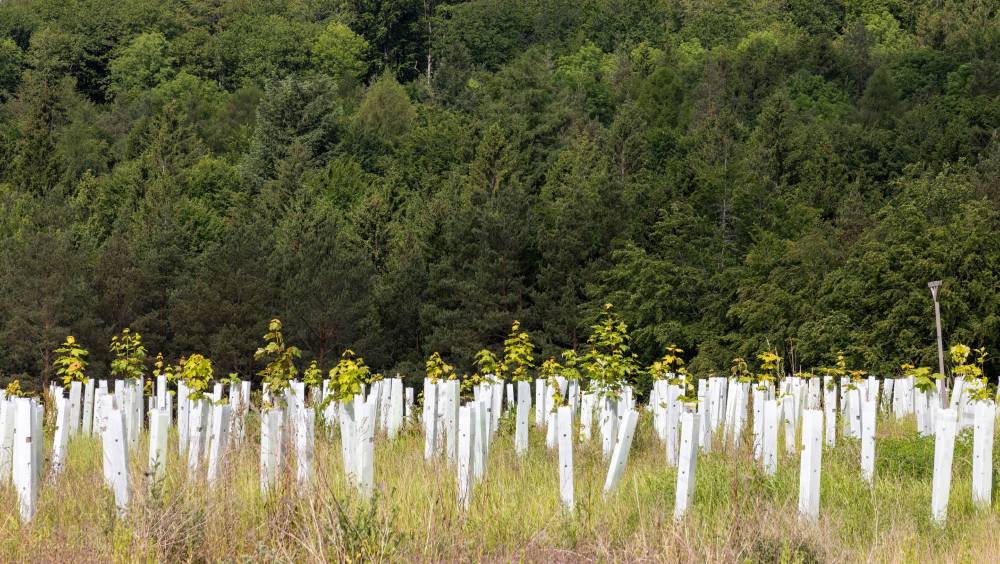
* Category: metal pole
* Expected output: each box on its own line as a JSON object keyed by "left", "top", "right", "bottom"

{"left": 929, "top": 280, "right": 947, "bottom": 409}
{"left": 934, "top": 299, "right": 947, "bottom": 408}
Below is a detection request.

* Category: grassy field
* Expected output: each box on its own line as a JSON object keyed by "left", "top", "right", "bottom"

{"left": 0, "top": 410, "right": 998, "bottom": 562}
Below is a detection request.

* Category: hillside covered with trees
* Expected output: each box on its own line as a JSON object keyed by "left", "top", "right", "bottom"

{"left": 0, "top": 0, "right": 998, "bottom": 385}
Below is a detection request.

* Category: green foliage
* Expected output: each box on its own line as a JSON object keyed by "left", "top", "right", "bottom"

{"left": 473, "top": 348, "right": 502, "bottom": 382}
{"left": 109, "top": 329, "right": 146, "bottom": 381}
{"left": 0, "top": 38, "right": 24, "bottom": 99}
{"left": 254, "top": 319, "right": 300, "bottom": 401}
{"left": 755, "top": 350, "right": 782, "bottom": 386}
{"left": 731, "top": 358, "right": 752, "bottom": 383}
{"left": 327, "top": 350, "right": 371, "bottom": 404}
{"left": 107, "top": 32, "right": 174, "bottom": 96}
{"left": 2, "top": 0, "right": 1000, "bottom": 388}
{"left": 425, "top": 352, "right": 454, "bottom": 384}
{"left": 649, "top": 344, "right": 686, "bottom": 383}
{"left": 53, "top": 335, "right": 87, "bottom": 385}
{"left": 560, "top": 350, "right": 582, "bottom": 381}
{"left": 502, "top": 320, "right": 534, "bottom": 382}
{"left": 580, "top": 304, "right": 639, "bottom": 398}
{"left": 303, "top": 360, "right": 323, "bottom": 387}
{"left": 5, "top": 379, "right": 24, "bottom": 397}
{"left": 353, "top": 73, "right": 415, "bottom": 143}
{"left": 181, "top": 353, "right": 213, "bottom": 401}
{"left": 312, "top": 22, "right": 369, "bottom": 82}
{"left": 540, "top": 357, "right": 565, "bottom": 410}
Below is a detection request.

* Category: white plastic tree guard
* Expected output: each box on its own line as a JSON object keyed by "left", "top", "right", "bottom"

{"left": 405, "top": 387, "right": 415, "bottom": 422}
{"left": 260, "top": 408, "right": 284, "bottom": 495}
{"left": 545, "top": 408, "right": 557, "bottom": 450}
{"left": 0, "top": 397, "right": 15, "bottom": 483}
{"left": 845, "top": 386, "right": 861, "bottom": 439}
{"left": 823, "top": 378, "right": 837, "bottom": 447}
{"left": 860, "top": 394, "right": 878, "bottom": 484}
{"left": 783, "top": 390, "right": 798, "bottom": 456}
{"left": 602, "top": 408, "right": 638, "bottom": 495}
{"left": 82, "top": 379, "right": 95, "bottom": 435}
{"left": 51, "top": 394, "right": 70, "bottom": 476}
{"left": 752, "top": 387, "right": 764, "bottom": 460}
{"left": 471, "top": 402, "right": 484, "bottom": 481}
{"left": 599, "top": 396, "right": 619, "bottom": 460}
{"left": 457, "top": 405, "right": 473, "bottom": 510}
{"left": 515, "top": 381, "right": 531, "bottom": 456}
{"left": 423, "top": 381, "right": 438, "bottom": 461}
{"left": 388, "top": 378, "right": 404, "bottom": 439}
{"left": 881, "top": 378, "right": 894, "bottom": 412}
{"left": 663, "top": 384, "right": 684, "bottom": 467}
{"left": 490, "top": 383, "right": 504, "bottom": 436}
{"left": 100, "top": 398, "right": 130, "bottom": 515}
{"left": 69, "top": 380, "right": 82, "bottom": 435}
{"left": 557, "top": 406, "right": 574, "bottom": 512}
{"left": 798, "top": 409, "right": 823, "bottom": 521}
{"left": 972, "top": 400, "right": 995, "bottom": 508}
{"left": 379, "top": 380, "right": 393, "bottom": 434}
{"left": 931, "top": 408, "right": 958, "bottom": 525}
{"left": 356, "top": 401, "right": 376, "bottom": 499}
{"left": 148, "top": 407, "right": 169, "bottom": 485}
{"left": 651, "top": 380, "right": 666, "bottom": 443}
{"left": 534, "top": 379, "right": 546, "bottom": 428}
{"left": 762, "top": 399, "right": 778, "bottom": 475}
{"left": 340, "top": 399, "right": 358, "bottom": 483}
{"left": 177, "top": 382, "right": 190, "bottom": 455}
{"left": 294, "top": 408, "right": 314, "bottom": 490}
{"left": 443, "top": 380, "right": 459, "bottom": 464}
{"left": 697, "top": 380, "right": 711, "bottom": 451}
{"left": 579, "top": 392, "right": 595, "bottom": 442}
{"left": 13, "top": 398, "right": 39, "bottom": 522}
{"left": 475, "top": 399, "right": 490, "bottom": 480}
{"left": 674, "top": 405, "right": 700, "bottom": 521}
{"left": 731, "top": 382, "right": 748, "bottom": 448}
{"left": 187, "top": 398, "right": 209, "bottom": 478}
{"left": 207, "top": 403, "right": 232, "bottom": 486}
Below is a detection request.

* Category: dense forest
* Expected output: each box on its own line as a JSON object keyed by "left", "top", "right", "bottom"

{"left": 0, "top": 0, "right": 998, "bottom": 388}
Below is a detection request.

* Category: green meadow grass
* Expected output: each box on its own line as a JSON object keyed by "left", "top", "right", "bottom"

{"left": 0, "top": 410, "right": 998, "bottom": 562}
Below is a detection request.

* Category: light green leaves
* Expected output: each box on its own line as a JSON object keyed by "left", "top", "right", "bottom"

{"left": 502, "top": 320, "right": 534, "bottom": 382}
{"left": 328, "top": 350, "right": 370, "bottom": 404}
{"left": 110, "top": 329, "right": 146, "bottom": 381}
{"left": 182, "top": 354, "right": 214, "bottom": 401}
{"left": 255, "top": 318, "right": 301, "bottom": 405}
{"left": 53, "top": 335, "right": 88, "bottom": 385}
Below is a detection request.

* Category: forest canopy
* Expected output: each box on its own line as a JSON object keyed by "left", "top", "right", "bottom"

{"left": 0, "top": 0, "right": 998, "bottom": 386}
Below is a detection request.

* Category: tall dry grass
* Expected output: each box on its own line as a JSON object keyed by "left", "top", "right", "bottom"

{"left": 0, "top": 410, "right": 998, "bottom": 562}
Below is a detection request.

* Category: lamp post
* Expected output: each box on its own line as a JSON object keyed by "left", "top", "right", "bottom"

{"left": 928, "top": 280, "right": 947, "bottom": 408}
